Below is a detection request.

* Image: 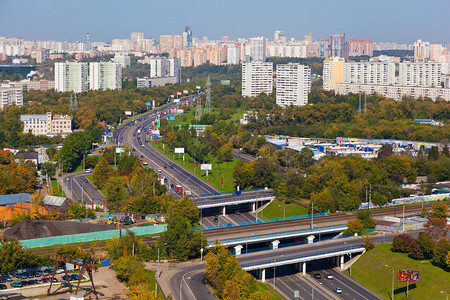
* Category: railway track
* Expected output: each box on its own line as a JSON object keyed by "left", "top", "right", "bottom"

{"left": 204, "top": 202, "right": 437, "bottom": 239}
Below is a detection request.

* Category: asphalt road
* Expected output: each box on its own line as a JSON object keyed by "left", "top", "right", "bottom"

{"left": 232, "top": 149, "right": 256, "bottom": 161}
{"left": 167, "top": 262, "right": 216, "bottom": 300}
{"left": 114, "top": 96, "right": 220, "bottom": 196}
{"left": 64, "top": 172, "right": 105, "bottom": 207}
{"left": 201, "top": 211, "right": 258, "bottom": 227}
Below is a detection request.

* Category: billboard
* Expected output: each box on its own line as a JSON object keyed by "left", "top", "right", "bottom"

{"left": 183, "top": 90, "right": 189, "bottom": 94}
{"left": 174, "top": 148, "right": 185, "bottom": 154}
{"left": 200, "top": 164, "right": 212, "bottom": 171}
{"left": 397, "top": 270, "right": 419, "bottom": 282}
{"left": 170, "top": 109, "right": 177, "bottom": 113}
{"left": 176, "top": 109, "right": 184, "bottom": 114}
{"left": 115, "top": 147, "right": 125, "bottom": 154}
{"left": 221, "top": 80, "right": 230, "bottom": 85}
{"left": 196, "top": 86, "right": 201, "bottom": 90}
{"left": 167, "top": 116, "right": 176, "bottom": 121}
{"left": 145, "top": 102, "right": 152, "bottom": 107}
{"left": 125, "top": 111, "right": 132, "bottom": 116}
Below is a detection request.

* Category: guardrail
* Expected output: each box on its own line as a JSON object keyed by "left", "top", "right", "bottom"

{"left": 210, "top": 224, "right": 347, "bottom": 246}
{"left": 240, "top": 244, "right": 365, "bottom": 268}
{"left": 193, "top": 212, "right": 329, "bottom": 230}
{"left": 174, "top": 188, "right": 270, "bottom": 200}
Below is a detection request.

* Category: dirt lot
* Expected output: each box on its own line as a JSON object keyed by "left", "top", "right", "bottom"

{"left": 5, "top": 266, "right": 128, "bottom": 299}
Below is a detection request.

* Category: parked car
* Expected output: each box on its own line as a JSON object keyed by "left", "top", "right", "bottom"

{"left": 15, "top": 273, "right": 26, "bottom": 279}
{"left": 0, "top": 284, "right": 7, "bottom": 290}
{"left": 10, "top": 281, "right": 23, "bottom": 287}
{"left": 36, "top": 279, "right": 44, "bottom": 284}
{"left": 20, "top": 280, "right": 29, "bottom": 286}
{"left": 0, "top": 277, "right": 5, "bottom": 283}
{"left": 71, "top": 274, "right": 79, "bottom": 281}
{"left": 56, "top": 268, "right": 64, "bottom": 274}
{"left": 4, "top": 275, "right": 13, "bottom": 282}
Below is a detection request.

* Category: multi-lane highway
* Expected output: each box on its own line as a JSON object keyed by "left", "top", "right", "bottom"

{"left": 113, "top": 96, "right": 220, "bottom": 196}
{"left": 64, "top": 172, "right": 105, "bottom": 207}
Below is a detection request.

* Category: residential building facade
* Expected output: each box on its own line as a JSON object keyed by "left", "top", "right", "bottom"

{"left": 343, "top": 62, "right": 396, "bottom": 85}
{"left": 398, "top": 62, "right": 442, "bottom": 87}
{"left": 89, "top": 62, "right": 122, "bottom": 91}
{"left": 54, "top": 62, "right": 88, "bottom": 93}
{"left": 276, "top": 63, "right": 311, "bottom": 107}
{"left": 242, "top": 61, "right": 273, "bottom": 97}
{"left": 323, "top": 57, "right": 345, "bottom": 91}
{"left": 21, "top": 112, "right": 72, "bottom": 136}
{"left": 0, "top": 85, "right": 23, "bottom": 109}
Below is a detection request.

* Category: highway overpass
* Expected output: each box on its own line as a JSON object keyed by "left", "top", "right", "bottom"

{"left": 195, "top": 190, "right": 275, "bottom": 213}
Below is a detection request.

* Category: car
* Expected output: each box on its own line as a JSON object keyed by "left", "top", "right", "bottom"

{"left": 84, "top": 179, "right": 88, "bottom": 183}
{"left": 314, "top": 273, "right": 321, "bottom": 279}
{"left": 143, "top": 161, "right": 148, "bottom": 166}
{"left": 42, "top": 278, "right": 50, "bottom": 283}
{"left": 140, "top": 155, "right": 144, "bottom": 159}
{"left": 20, "top": 280, "right": 29, "bottom": 286}
{"left": 170, "top": 164, "right": 174, "bottom": 169}
{"left": 0, "top": 284, "right": 7, "bottom": 290}
{"left": 157, "top": 168, "right": 162, "bottom": 172}
{"left": 235, "top": 211, "right": 241, "bottom": 215}
{"left": 10, "top": 281, "right": 23, "bottom": 287}
{"left": 164, "top": 178, "right": 168, "bottom": 182}
{"left": 325, "top": 273, "right": 333, "bottom": 279}
{"left": 335, "top": 287, "right": 342, "bottom": 294}
{"left": 132, "top": 148, "right": 136, "bottom": 152}
{"left": 85, "top": 169, "right": 92, "bottom": 173}
{"left": 233, "top": 191, "right": 241, "bottom": 196}
{"left": 170, "top": 184, "right": 174, "bottom": 189}
{"left": 28, "top": 279, "right": 38, "bottom": 284}
{"left": 70, "top": 274, "right": 79, "bottom": 281}
{"left": 52, "top": 277, "right": 58, "bottom": 282}
{"left": 214, "top": 215, "right": 219, "bottom": 222}
{"left": 0, "top": 277, "right": 5, "bottom": 283}
{"left": 36, "top": 278, "right": 43, "bottom": 284}
{"left": 4, "top": 275, "right": 13, "bottom": 282}
{"left": 163, "top": 165, "right": 167, "bottom": 168}
{"left": 15, "top": 274, "right": 26, "bottom": 279}
{"left": 56, "top": 268, "right": 64, "bottom": 274}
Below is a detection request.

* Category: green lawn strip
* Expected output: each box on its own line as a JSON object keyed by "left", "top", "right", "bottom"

{"left": 169, "top": 107, "right": 196, "bottom": 126}
{"left": 50, "top": 179, "right": 65, "bottom": 197}
{"left": 349, "top": 244, "right": 450, "bottom": 300}
{"left": 259, "top": 199, "right": 309, "bottom": 220}
{"left": 150, "top": 140, "right": 237, "bottom": 192}
{"left": 256, "top": 281, "right": 285, "bottom": 300}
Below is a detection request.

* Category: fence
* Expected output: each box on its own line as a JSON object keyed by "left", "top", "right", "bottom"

{"left": 20, "top": 224, "right": 167, "bottom": 249}
{"left": 193, "top": 212, "right": 328, "bottom": 231}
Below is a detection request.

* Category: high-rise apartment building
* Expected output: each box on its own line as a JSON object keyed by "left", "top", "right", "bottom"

{"left": 54, "top": 62, "right": 88, "bottom": 93}
{"left": 89, "top": 62, "right": 122, "bottom": 91}
{"left": 250, "top": 37, "right": 267, "bottom": 61}
{"left": 323, "top": 57, "right": 345, "bottom": 91}
{"left": 131, "top": 32, "right": 144, "bottom": 43}
{"left": 242, "top": 61, "right": 273, "bottom": 97}
{"left": 0, "top": 85, "right": 23, "bottom": 109}
{"left": 414, "top": 40, "right": 430, "bottom": 62}
{"left": 329, "top": 33, "right": 347, "bottom": 59}
{"left": 276, "top": 63, "right": 311, "bottom": 107}
{"left": 149, "top": 57, "right": 181, "bottom": 84}
{"left": 185, "top": 26, "right": 192, "bottom": 48}
{"left": 343, "top": 62, "right": 396, "bottom": 86}
{"left": 113, "top": 53, "right": 131, "bottom": 68}
{"left": 348, "top": 39, "right": 373, "bottom": 57}
{"left": 398, "top": 62, "right": 442, "bottom": 87}
{"left": 227, "top": 45, "right": 240, "bottom": 65}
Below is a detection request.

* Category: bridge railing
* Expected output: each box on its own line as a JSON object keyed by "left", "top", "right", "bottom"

{"left": 193, "top": 212, "right": 328, "bottom": 231}
{"left": 240, "top": 244, "right": 365, "bottom": 268}
{"left": 211, "top": 224, "right": 347, "bottom": 246}
{"left": 174, "top": 187, "right": 269, "bottom": 200}
{"left": 196, "top": 194, "right": 275, "bottom": 207}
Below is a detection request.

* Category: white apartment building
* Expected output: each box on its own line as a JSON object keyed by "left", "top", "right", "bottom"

{"left": 398, "top": 62, "right": 442, "bottom": 87}
{"left": 0, "top": 85, "right": 23, "bottom": 109}
{"left": 21, "top": 112, "right": 72, "bottom": 136}
{"left": 55, "top": 62, "right": 88, "bottom": 93}
{"left": 266, "top": 44, "right": 308, "bottom": 58}
{"left": 343, "top": 62, "right": 396, "bottom": 85}
{"left": 249, "top": 37, "right": 267, "bottom": 61}
{"left": 323, "top": 57, "right": 345, "bottom": 91}
{"left": 89, "top": 62, "right": 122, "bottom": 91}
{"left": 242, "top": 61, "right": 273, "bottom": 97}
{"left": 113, "top": 53, "right": 131, "bottom": 68}
{"left": 335, "top": 83, "right": 450, "bottom": 102}
{"left": 276, "top": 63, "right": 311, "bottom": 107}
{"left": 226, "top": 45, "right": 240, "bottom": 65}
{"left": 149, "top": 57, "right": 181, "bottom": 83}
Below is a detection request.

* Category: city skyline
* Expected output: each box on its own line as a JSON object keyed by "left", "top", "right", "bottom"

{"left": 1, "top": 0, "right": 449, "bottom": 43}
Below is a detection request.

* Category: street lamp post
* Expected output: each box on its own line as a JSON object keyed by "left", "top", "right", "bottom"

{"left": 311, "top": 202, "right": 314, "bottom": 231}
{"left": 385, "top": 265, "right": 395, "bottom": 300}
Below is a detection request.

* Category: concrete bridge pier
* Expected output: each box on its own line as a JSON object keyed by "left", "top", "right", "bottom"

{"left": 222, "top": 206, "right": 226, "bottom": 216}
{"left": 272, "top": 240, "right": 280, "bottom": 250}
{"left": 252, "top": 202, "right": 256, "bottom": 212}
{"left": 340, "top": 255, "right": 345, "bottom": 270}
{"left": 302, "top": 262, "right": 307, "bottom": 275}
{"left": 261, "top": 269, "right": 266, "bottom": 283}
{"left": 234, "top": 245, "right": 243, "bottom": 256}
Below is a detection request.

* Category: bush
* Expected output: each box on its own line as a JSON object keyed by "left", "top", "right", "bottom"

{"left": 416, "top": 233, "right": 435, "bottom": 259}
{"left": 409, "top": 240, "right": 424, "bottom": 260}
{"left": 433, "top": 238, "right": 450, "bottom": 269}
{"left": 392, "top": 234, "right": 415, "bottom": 253}
{"left": 363, "top": 236, "right": 375, "bottom": 251}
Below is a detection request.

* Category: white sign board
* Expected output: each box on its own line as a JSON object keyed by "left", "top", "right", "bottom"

{"left": 196, "top": 86, "right": 201, "bottom": 90}
{"left": 174, "top": 148, "right": 185, "bottom": 154}
{"left": 183, "top": 90, "right": 188, "bottom": 94}
{"left": 125, "top": 111, "right": 132, "bottom": 116}
{"left": 200, "top": 164, "right": 212, "bottom": 171}
{"left": 176, "top": 109, "right": 184, "bottom": 114}
{"left": 115, "top": 147, "right": 125, "bottom": 154}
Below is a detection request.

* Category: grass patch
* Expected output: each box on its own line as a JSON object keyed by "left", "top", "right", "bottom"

{"left": 350, "top": 243, "right": 450, "bottom": 300}
{"left": 259, "top": 199, "right": 309, "bottom": 220}
{"left": 150, "top": 140, "right": 238, "bottom": 192}
{"left": 50, "top": 179, "right": 65, "bottom": 197}
{"left": 256, "top": 281, "right": 284, "bottom": 300}
{"left": 169, "top": 107, "right": 244, "bottom": 126}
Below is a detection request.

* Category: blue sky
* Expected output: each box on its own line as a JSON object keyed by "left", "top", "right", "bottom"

{"left": 0, "top": 0, "right": 449, "bottom": 44}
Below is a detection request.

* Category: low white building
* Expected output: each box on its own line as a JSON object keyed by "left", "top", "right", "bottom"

{"left": 21, "top": 112, "right": 72, "bottom": 136}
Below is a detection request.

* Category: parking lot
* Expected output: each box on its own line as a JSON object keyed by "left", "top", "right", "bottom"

{"left": 0, "top": 268, "right": 82, "bottom": 290}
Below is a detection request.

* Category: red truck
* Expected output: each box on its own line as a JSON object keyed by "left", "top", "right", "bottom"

{"left": 176, "top": 185, "right": 183, "bottom": 193}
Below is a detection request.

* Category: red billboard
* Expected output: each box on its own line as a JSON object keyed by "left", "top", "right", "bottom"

{"left": 397, "top": 270, "right": 419, "bottom": 282}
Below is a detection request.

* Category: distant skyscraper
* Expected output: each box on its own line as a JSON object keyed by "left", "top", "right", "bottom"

{"left": 149, "top": 57, "right": 181, "bottom": 84}
{"left": 89, "top": 62, "right": 122, "bottom": 91}
{"left": 250, "top": 37, "right": 267, "bottom": 61}
{"left": 276, "top": 63, "right": 311, "bottom": 107}
{"left": 414, "top": 40, "right": 430, "bottom": 62}
{"left": 242, "top": 61, "right": 273, "bottom": 97}
{"left": 329, "top": 33, "right": 347, "bottom": 59}
{"left": 131, "top": 32, "right": 144, "bottom": 43}
{"left": 348, "top": 39, "right": 374, "bottom": 57}
{"left": 54, "top": 62, "right": 88, "bottom": 93}
{"left": 323, "top": 57, "right": 345, "bottom": 91}
{"left": 274, "top": 31, "right": 283, "bottom": 42}
{"left": 185, "top": 26, "right": 192, "bottom": 48}
{"left": 227, "top": 45, "right": 240, "bottom": 65}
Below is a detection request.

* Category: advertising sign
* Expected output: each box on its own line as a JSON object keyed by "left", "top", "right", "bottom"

{"left": 200, "top": 164, "right": 212, "bottom": 171}
{"left": 115, "top": 147, "right": 125, "bottom": 154}
{"left": 145, "top": 102, "right": 152, "bottom": 107}
{"left": 183, "top": 90, "right": 189, "bottom": 94}
{"left": 177, "top": 92, "right": 182, "bottom": 96}
{"left": 170, "top": 109, "right": 177, "bottom": 113}
{"left": 397, "top": 270, "right": 419, "bottom": 282}
{"left": 221, "top": 80, "right": 230, "bottom": 85}
{"left": 153, "top": 129, "right": 160, "bottom": 137}
{"left": 176, "top": 109, "right": 184, "bottom": 114}
{"left": 196, "top": 86, "right": 201, "bottom": 90}
{"left": 167, "top": 116, "right": 176, "bottom": 121}
{"left": 174, "top": 148, "right": 185, "bottom": 154}
{"left": 125, "top": 111, "right": 132, "bottom": 116}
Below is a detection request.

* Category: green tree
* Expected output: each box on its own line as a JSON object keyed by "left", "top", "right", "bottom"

{"left": 416, "top": 233, "right": 434, "bottom": 259}
{"left": 344, "top": 219, "right": 365, "bottom": 235}
{"left": 105, "top": 176, "right": 129, "bottom": 212}
{"left": 430, "top": 202, "right": 448, "bottom": 218}
{"left": 64, "top": 201, "right": 95, "bottom": 219}
{"left": 433, "top": 238, "right": 450, "bottom": 268}
{"left": 40, "top": 162, "right": 56, "bottom": 178}
{"left": 45, "top": 146, "right": 57, "bottom": 161}
{"left": 356, "top": 209, "right": 375, "bottom": 230}
{"left": 93, "top": 158, "right": 117, "bottom": 189}
{"left": 427, "top": 146, "right": 440, "bottom": 161}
